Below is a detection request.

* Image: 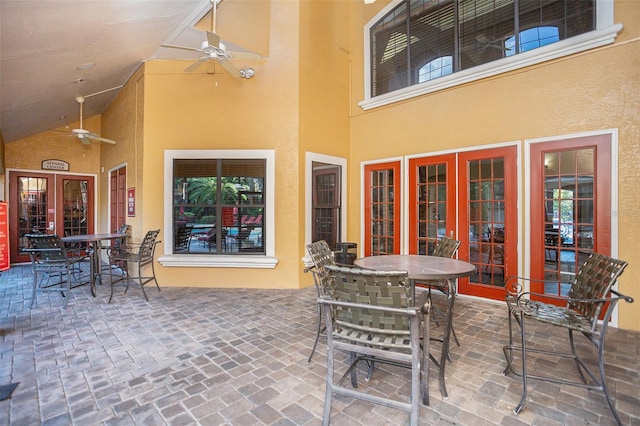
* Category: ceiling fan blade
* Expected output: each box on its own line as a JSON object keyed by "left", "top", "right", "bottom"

{"left": 185, "top": 58, "right": 209, "bottom": 72}
{"left": 220, "top": 60, "right": 241, "bottom": 78}
{"left": 207, "top": 31, "right": 221, "bottom": 48}
{"left": 161, "top": 43, "right": 203, "bottom": 53}
{"left": 226, "top": 50, "right": 263, "bottom": 61}
{"left": 87, "top": 133, "right": 117, "bottom": 144}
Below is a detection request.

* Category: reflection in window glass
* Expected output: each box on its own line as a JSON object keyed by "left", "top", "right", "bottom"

{"left": 505, "top": 26, "right": 560, "bottom": 56}
{"left": 370, "top": 0, "right": 595, "bottom": 97}
{"left": 173, "top": 159, "right": 265, "bottom": 255}
{"left": 418, "top": 56, "right": 453, "bottom": 83}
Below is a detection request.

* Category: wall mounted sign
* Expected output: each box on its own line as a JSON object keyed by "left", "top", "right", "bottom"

{"left": 127, "top": 187, "right": 135, "bottom": 217}
{"left": 41, "top": 159, "right": 69, "bottom": 171}
{"left": 0, "top": 202, "right": 9, "bottom": 271}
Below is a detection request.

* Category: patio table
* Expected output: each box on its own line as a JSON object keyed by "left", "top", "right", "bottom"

{"left": 61, "top": 232, "right": 126, "bottom": 297}
{"left": 354, "top": 254, "right": 476, "bottom": 398}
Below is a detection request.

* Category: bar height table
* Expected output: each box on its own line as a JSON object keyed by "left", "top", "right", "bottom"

{"left": 354, "top": 254, "right": 476, "bottom": 398}
{"left": 61, "top": 232, "right": 126, "bottom": 297}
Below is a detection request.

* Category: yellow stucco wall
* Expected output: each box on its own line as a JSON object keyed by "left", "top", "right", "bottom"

{"left": 124, "top": 0, "right": 305, "bottom": 289}
{"left": 4, "top": 115, "right": 102, "bottom": 175}
{"left": 298, "top": 0, "right": 352, "bottom": 285}
{"left": 100, "top": 67, "right": 145, "bottom": 239}
{"left": 347, "top": 0, "right": 640, "bottom": 330}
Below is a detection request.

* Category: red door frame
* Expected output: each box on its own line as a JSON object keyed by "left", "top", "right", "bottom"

{"left": 363, "top": 161, "right": 401, "bottom": 256}
{"left": 458, "top": 146, "right": 518, "bottom": 300}
{"left": 9, "top": 171, "right": 95, "bottom": 264}
{"left": 408, "top": 154, "right": 457, "bottom": 254}
{"left": 529, "top": 134, "right": 612, "bottom": 297}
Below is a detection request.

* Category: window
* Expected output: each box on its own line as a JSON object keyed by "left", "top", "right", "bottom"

{"left": 505, "top": 26, "right": 560, "bottom": 57}
{"left": 161, "top": 150, "right": 276, "bottom": 268}
{"left": 361, "top": 0, "right": 620, "bottom": 109}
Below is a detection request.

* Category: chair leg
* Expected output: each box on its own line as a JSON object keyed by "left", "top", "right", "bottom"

{"left": 150, "top": 261, "right": 161, "bottom": 292}
{"left": 61, "top": 270, "right": 71, "bottom": 309}
{"left": 138, "top": 262, "right": 149, "bottom": 301}
{"left": 30, "top": 271, "right": 38, "bottom": 309}
{"left": 514, "top": 310, "right": 528, "bottom": 415}
{"left": 322, "top": 307, "right": 334, "bottom": 426}
{"left": 308, "top": 303, "right": 323, "bottom": 363}
{"left": 598, "top": 342, "right": 622, "bottom": 425}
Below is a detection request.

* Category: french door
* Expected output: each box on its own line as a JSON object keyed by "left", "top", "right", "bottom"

{"left": 407, "top": 147, "right": 518, "bottom": 301}
{"left": 110, "top": 167, "right": 127, "bottom": 232}
{"left": 529, "top": 134, "right": 612, "bottom": 300}
{"left": 363, "top": 161, "right": 401, "bottom": 256}
{"left": 457, "top": 147, "right": 518, "bottom": 300}
{"left": 9, "top": 171, "right": 95, "bottom": 263}
{"left": 408, "top": 154, "right": 456, "bottom": 254}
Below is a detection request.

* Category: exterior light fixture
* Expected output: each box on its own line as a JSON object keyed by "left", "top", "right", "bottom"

{"left": 239, "top": 68, "right": 255, "bottom": 79}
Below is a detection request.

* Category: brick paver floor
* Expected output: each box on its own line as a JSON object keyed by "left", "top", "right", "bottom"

{"left": 0, "top": 264, "right": 638, "bottom": 425}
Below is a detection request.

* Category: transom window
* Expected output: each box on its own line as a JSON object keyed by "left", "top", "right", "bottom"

{"left": 370, "top": 0, "right": 595, "bottom": 97}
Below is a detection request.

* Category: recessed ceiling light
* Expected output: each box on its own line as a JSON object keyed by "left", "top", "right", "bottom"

{"left": 77, "top": 62, "right": 95, "bottom": 71}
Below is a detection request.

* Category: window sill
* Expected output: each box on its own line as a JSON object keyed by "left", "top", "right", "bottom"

{"left": 359, "top": 23, "right": 623, "bottom": 111}
{"left": 158, "top": 254, "right": 279, "bottom": 269}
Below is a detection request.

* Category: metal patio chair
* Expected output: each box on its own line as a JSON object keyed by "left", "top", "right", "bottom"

{"left": 107, "top": 229, "right": 161, "bottom": 303}
{"left": 319, "top": 264, "right": 430, "bottom": 426}
{"left": 304, "top": 240, "right": 336, "bottom": 362}
{"left": 416, "top": 237, "right": 462, "bottom": 350}
{"left": 503, "top": 252, "right": 632, "bottom": 425}
{"left": 24, "top": 233, "right": 89, "bottom": 308}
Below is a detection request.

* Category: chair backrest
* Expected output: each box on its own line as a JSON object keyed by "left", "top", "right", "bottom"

{"left": 138, "top": 229, "right": 161, "bottom": 263}
{"left": 306, "top": 240, "right": 336, "bottom": 296}
{"left": 113, "top": 224, "right": 131, "bottom": 249}
{"left": 432, "top": 237, "right": 461, "bottom": 258}
{"left": 568, "top": 252, "right": 628, "bottom": 323}
{"left": 174, "top": 226, "right": 190, "bottom": 251}
{"left": 25, "top": 234, "right": 70, "bottom": 265}
{"left": 117, "top": 224, "right": 130, "bottom": 234}
{"left": 325, "top": 264, "right": 413, "bottom": 344}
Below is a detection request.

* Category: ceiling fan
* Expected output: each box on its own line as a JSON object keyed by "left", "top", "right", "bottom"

{"left": 464, "top": 34, "right": 511, "bottom": 54}
{"left": 161, "top": 0, "right": 262, "bottom": 78}
{"left": 57, "top": 96, "right": 117, "bottom": 145}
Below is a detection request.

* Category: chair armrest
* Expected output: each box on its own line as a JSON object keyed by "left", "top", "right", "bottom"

{"left": 505, "top": 275, "right": 571, "bottom": 297}
{"left": 317, "top": 297, "right": 422, "bottom": 317}
{"left": 610, "top": 288, "right": 634, "bottom": 304}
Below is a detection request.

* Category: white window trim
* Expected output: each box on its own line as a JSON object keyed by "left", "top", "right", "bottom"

{"left": 305, "top": 152, "right": 348, "bottom": 247}
{"left": 360, "top": 0, "right": 621, "bottom": 110}
{"left": 158, "top": 149, "right": 278, "bottom": 269}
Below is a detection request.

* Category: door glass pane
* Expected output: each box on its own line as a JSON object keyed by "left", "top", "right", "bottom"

{"left": 416, "top": 163, "right": 447, "bottom": 255}
{"left": 18, "top": 177, "right": 48, "bottom": 250}
{"left": 369, "top": 169, "right": 395, "bottom": 255}
{"left": 63, "top": 179, "right": 89, "bottom": 236}
{"left": 543, "top": 148, "right": 595, "bottom": 295}
{"left": 468, "top": 157, "right": 506, "bottom": 287}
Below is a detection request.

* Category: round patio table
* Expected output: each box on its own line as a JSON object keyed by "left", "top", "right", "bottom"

{"left": 354, "top": 254, "right": 476, "bottom": 398}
